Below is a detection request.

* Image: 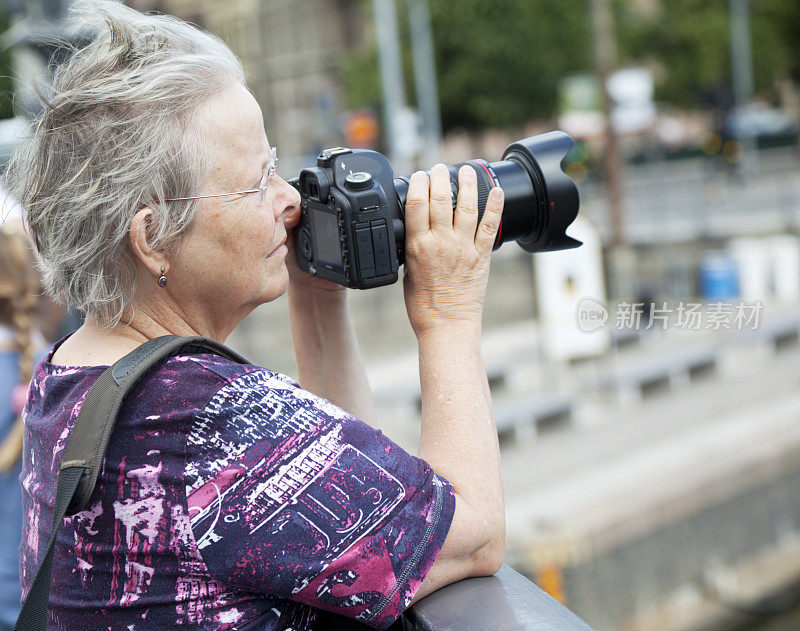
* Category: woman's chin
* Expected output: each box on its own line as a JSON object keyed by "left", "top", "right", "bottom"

{"left": 259, "top": 266, "right": 290, "bottom": 304}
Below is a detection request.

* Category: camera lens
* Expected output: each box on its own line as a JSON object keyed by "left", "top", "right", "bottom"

{"left": 393, "top": 131, "right": 581, "bottom": 259}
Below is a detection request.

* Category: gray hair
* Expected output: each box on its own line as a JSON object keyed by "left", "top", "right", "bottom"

{"left": 4, "top": 0, "right": 245, "bottom": 326}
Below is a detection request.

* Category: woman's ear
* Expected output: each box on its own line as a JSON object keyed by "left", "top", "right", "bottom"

{"left": 129, "top": 208, "right": 168, "bottom": 277}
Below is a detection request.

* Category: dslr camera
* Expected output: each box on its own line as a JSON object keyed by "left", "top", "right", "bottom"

{"left": 291, "top": 131, "right": 582, "bottom": 289}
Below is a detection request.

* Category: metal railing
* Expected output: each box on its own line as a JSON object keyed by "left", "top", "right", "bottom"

{"left": 332, "top": 564, "right": 595, "bottom": 630}
{"left": 403, "top": 564, "right": 596, "bottom": 631}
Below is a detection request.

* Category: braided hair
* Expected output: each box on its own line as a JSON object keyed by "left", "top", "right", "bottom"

{"left": 0, "top": 224, "right": 41, "bottom": 470}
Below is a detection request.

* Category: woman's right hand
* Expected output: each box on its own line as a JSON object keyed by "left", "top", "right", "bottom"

{"left": 402, "top": 163, "right": 505, "bottom": 340}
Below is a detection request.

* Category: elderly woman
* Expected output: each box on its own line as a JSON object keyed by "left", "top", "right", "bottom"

{"left": 6, "top": 1, "right": 505, "bottom": 629}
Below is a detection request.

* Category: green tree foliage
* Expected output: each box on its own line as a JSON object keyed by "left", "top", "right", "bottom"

{"left": 0, "top": 7, "right": 14, "bottom": 119}
{"left": 428, "top": 0, "right": 591, "bottom": 130}
{"left": 340, "top": 0, "right": 592, "bottom": 132}
{"left": 755, "top": 0, "right": 800, "bottom": 82}
{"left": 618, "top": 0, "right": 800, "bottom": 107}
{"left": 616, "top": 1, "right": 730, "bottom": 107}
{"left": 339, "top": 0, "right": 800, "bottom": 133}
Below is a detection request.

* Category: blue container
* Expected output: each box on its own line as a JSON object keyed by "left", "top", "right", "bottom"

{"left": 699, "top": 254, "right": 740, "bottom": 300}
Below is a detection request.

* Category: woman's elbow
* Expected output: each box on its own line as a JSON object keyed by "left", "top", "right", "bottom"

{"left": 470, "top": 520, "right": 506, "bottom": 576}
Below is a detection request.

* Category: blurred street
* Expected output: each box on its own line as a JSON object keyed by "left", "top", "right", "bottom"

{"left": 582, "top": 147, "right": 800, "bottom": 245}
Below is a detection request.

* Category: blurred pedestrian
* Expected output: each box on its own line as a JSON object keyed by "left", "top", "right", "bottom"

{"left": 0, "top": 224, "right": 41, "bottom": 630}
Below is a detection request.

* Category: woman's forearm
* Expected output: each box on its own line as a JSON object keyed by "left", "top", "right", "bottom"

{"left": 287, "top": 286, "right": 375, "bottom": 422}
{"left": 415, "top": 325, "right": 505, "bottom": 545}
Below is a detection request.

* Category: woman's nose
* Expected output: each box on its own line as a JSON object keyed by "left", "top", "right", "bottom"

{"left": 276, "top": 176, "right": 302, "bottom": 226}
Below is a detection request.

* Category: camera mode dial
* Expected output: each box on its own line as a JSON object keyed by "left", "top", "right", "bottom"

{"left": 344, "top": 171, "right": 373, "bottom": 190}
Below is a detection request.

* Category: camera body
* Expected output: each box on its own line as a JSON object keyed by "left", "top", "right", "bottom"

{"left": 292, "top": 147, "right": 403, "bottom": 289}
{"left": 292, "top": 131, "right": 582, "bottom": 290}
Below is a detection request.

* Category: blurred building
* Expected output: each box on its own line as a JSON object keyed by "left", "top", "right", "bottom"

{"left": 139, "top": 0, "right": 366, "bottom": 167}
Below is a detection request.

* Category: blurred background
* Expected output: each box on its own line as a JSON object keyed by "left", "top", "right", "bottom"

{"left": 1, "top": 1, "right": 800, "bottom": 630}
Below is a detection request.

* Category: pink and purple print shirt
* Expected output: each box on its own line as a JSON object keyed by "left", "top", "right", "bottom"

{"left": 20, "top": 346, "right": 455, "bottom": 630}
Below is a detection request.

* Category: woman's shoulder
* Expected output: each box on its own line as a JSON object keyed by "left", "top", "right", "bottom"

{"left": 43, "top": 330, "right": 260, "bottom": 384}
{"left": 30, "top": 346, "right": 265, "bottom": 423}
{"left": 174, "top": 351, "right": 266, "bottom": 385}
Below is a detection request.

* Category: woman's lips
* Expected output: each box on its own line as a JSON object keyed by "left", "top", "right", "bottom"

{"left": 266, "top": 242, "right": 287, "bottom": 259}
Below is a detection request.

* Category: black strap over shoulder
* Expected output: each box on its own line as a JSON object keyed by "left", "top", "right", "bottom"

{"left": 63, "top": 335, "right": 248, "bottom": 516}
{"left": 14, "top": 335, "right": 249, "bottom": 631}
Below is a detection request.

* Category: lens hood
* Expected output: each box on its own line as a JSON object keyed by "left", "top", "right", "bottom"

{"left": 503, "top": 131, "right": 582, "bottom": 252}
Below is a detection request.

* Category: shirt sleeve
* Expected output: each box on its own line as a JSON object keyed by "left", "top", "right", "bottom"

{"left": 183, "top": 367, "right": 456, "bottom": 630}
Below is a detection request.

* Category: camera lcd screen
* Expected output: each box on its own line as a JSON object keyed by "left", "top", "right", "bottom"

{"left": 311, "top": 208, "right": 342, "bottom": 269}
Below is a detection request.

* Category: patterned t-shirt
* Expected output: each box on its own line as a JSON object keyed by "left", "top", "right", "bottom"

{"left": 20, "top": 345, "right": 456, "bottom": 630}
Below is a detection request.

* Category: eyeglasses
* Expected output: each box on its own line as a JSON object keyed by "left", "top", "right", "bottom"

{"left": 162, "top": 146, "right": 278, "bottom": 205}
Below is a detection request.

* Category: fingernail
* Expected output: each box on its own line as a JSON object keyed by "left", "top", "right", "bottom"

{"left": 490, "top": 187, "right": 504, "bottom": 200}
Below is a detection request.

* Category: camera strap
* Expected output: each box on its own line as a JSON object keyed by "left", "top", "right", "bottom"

{"left": 14, "top": 335, "right": 249, "bottom": 631}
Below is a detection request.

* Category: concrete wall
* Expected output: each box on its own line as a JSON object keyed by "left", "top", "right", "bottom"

{"left": 535, "top": 448, "right": 800, "bottom": 631}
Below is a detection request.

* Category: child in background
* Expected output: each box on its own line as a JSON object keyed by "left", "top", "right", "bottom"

{"left": 0, "top": 225, "right": 42, "bottom": 629}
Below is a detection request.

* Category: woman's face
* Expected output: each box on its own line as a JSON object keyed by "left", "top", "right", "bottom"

{"left": 169, "top": 83, "right": 301, "bottom": 332}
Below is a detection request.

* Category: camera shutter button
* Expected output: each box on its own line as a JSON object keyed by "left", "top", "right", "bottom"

{"left": 344, "top": 172, "right": 373, "bottom": 190}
